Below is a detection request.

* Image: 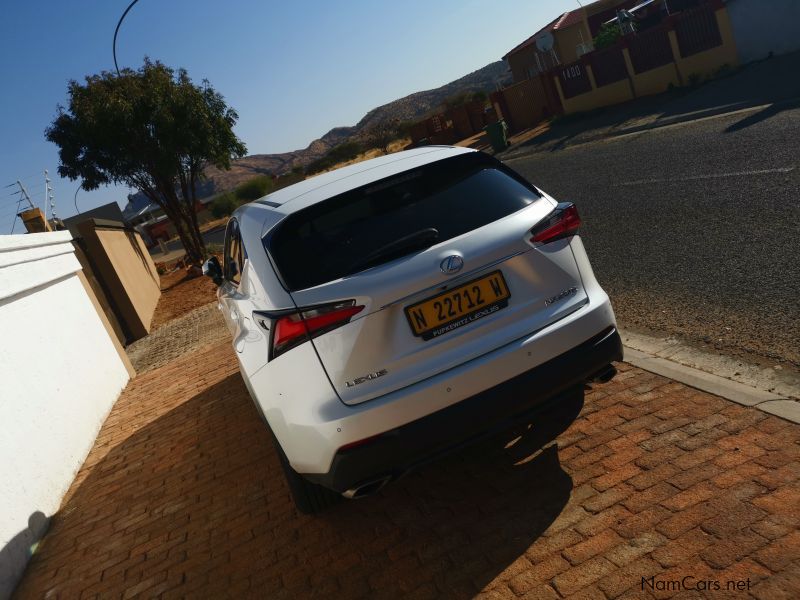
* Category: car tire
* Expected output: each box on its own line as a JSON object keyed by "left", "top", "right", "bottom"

{"left": 274, "top": 439, "right": 341, "bottom": 514}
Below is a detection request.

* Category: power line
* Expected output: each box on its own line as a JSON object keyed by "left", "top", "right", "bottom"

{"left": 8, "top": 197, "right": 23, "bottom": 234}
{"left": 14, "top": 181, "right": 34, "bottom": 210}
{"left": 0, "top": 206, "right": 23, "bottom": 219}
{"left": 2, "top": 173, "right": 40, "bottom": 187}
{"left": 113, "top": 0, "right": 142, "bottom": 74}
{"left": 0, "top": 183, "right": 44, "bottom": 199}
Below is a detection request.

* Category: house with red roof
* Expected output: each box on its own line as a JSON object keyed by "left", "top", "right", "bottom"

{"left": 503, "top": 0, "right": 640, "bottom": 85}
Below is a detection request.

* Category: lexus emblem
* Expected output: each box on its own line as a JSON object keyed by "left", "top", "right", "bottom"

{"left": 440, "top": 255, "right": 464, "bottom": 274}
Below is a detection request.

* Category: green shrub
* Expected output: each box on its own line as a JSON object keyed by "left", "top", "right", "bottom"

{"left": 275, "top": 171, "right": 305, "bottom": 190}
{"left": 235, "top": 175, "right": 273, "bottom": 201}
{"left": 209, "top": 192, "right": 239, "bottom": 218}
{"left": 593, "top": 23, "right": 622, "bottom": 50}
{"left": 327, "top": 141, "right": 363, "bottom": 163}
{"left": 306, "top": 141, "right": 363, "bottom": 174}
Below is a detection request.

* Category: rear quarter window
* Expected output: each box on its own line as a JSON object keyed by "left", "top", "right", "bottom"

{"left": 267, "top": 153, "right": 540, "bottom": 291}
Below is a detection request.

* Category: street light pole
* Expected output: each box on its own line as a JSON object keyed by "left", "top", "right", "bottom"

{"left": 74, "top": 185, "right": 81, "bottom": 216}
{"left": 113, "top": 0, "right": 142, "bottom": 75}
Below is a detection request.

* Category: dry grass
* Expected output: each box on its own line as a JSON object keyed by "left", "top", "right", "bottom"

{"left": 316, "top": 137, "right": 412, "bottom": 174}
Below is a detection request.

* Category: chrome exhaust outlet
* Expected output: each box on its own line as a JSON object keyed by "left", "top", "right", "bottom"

{"left": 342, "top": 475, "right": 392, "bottom": 499}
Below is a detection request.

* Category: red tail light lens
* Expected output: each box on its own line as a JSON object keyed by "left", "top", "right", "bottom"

{"left": 530, "top": 202, "right": 581, "bottom": 246}
{"left": 262, "top": 300, "right": 364, "bottom": 359}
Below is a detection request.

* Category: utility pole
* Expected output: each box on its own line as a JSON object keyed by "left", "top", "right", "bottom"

{"left": 7, "top": 181, "right": 33, "bottom": 234}
{"left": 15, "top": 180, "right": 35, "bottom": 210}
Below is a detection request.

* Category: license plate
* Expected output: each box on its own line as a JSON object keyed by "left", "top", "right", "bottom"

{"left": 405, "top": 270, "right": 511, "bottom": 340}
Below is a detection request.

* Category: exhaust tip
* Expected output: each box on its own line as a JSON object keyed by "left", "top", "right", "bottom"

{"left": 591, "top": 364, "right": 617, "bottom": 384}
{"left": 342, "top": 475, "right": 392, "bottom": 499}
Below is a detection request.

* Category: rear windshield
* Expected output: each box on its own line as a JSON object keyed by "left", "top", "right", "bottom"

{"left": 267, "top": 152, "right": 541, "bottom": 291}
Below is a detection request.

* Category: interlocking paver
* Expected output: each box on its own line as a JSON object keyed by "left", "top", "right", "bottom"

{"left": 11, "top": 331, "right": 800, "bottom": 598}
{"left": 125, "top": 302, "right": 227, "bottom": 372}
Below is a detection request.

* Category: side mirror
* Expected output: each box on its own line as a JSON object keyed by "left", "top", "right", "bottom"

{"left": 202, "top": 256, "right": 223, "bottom": 286}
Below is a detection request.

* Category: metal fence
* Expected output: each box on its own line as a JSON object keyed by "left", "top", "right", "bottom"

{"left": 675, "top": 4, "right": 723, "bottom": 57}
{"left": 589, "top": 45, "right": 629, "bottom": 87}
{"left": 628, "top": 25, "right": 674, "bottom": 73}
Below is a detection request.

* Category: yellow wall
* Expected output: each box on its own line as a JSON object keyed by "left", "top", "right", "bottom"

{"left": 554, "top": 21, "right": 594, "bottom": 64}
{"left": 555, "top": 66, "right": 634, "bottom": 114}
{"left": 72, "top": 241, "right": 126, "bottom": 346}
{"left": 516, "top": 7, "right": 739, "bottom": 118}
{"left": 76, "top": 270, "right": 136, "bottom": 377}
{"left": 629, "top": 59, "right": 681, "bottom": 97}
{"left": 673, "top": 10, "right": 739, "bottom": 83}
{"left": 96, "top": 229, "right": 159, "bottom": 334}
{"left": 78, "top": 220, "right": 161, "bottom": 342}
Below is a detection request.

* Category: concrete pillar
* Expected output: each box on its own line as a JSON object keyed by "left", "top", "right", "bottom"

{"left": 19, "top": 208, "right": 52, "bottom": 233}
{"left": 622, "top": 48, "right": 638, "bottom": 98}
{"left": 668, "top": 30, "right": 686, "bottom": 85}
{"left": 585, "top": 64, "right": 599, "bottom": 91}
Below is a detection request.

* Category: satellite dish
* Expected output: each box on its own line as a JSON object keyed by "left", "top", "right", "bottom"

{"left": 535, "top": 31, "right": 555, "bottom": 52}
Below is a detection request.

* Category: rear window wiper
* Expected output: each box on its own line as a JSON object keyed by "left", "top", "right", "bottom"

{"left": 349, "top": 228, "right": 439, "bottom": 273}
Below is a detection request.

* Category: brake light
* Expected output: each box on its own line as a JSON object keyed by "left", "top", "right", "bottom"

{"left": 264, "top": 300, "right": 364, "bottom": 359}
{"left": 530, "top": 202, "right": 581, "bottom": 246}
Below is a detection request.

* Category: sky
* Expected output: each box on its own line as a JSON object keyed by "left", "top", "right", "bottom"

{"left": 0, "top": 0, "right": 578, "bottom": 233}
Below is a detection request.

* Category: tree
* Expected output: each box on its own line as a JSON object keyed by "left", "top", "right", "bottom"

{"left": 46, "top": 59, "right": 246, "bottom": 264}
{"left": 442, "top": 90, "right": 488, "bottom": 111}
{"left": 209, "top": 192, "right": 239, "bottom": 219}
{"left": 234, "top": 175, "right": 273, "bottom": 202}
{"left": 593, "top": 22, "right": 623, "bottom": 50}
{"left": 306, "top": 141, "right": 363, "bottom": 174}
{"left": 365, "top": 119, "right": 401, "bottom": 154}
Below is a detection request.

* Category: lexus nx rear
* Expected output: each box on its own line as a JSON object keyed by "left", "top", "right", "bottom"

{"left": 204, "top": 146, "right": 622, "bottom": 513}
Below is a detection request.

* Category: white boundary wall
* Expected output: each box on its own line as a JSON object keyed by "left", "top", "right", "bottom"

{"left": 0, "top": 231, "right": 131, "bottom": 598}
{"left": 727, "top": 0, "right": 800, "bottom": 63}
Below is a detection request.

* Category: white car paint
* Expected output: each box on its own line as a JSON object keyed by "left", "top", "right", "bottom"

{"left": 215, "top": 146, "right": 619, "bottom": 490}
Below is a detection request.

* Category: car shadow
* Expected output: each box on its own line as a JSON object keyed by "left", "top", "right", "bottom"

{"left": 14, "top": 375, "right": 582, "bottom": 598}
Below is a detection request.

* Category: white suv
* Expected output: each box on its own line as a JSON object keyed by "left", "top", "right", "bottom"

{"left": 204, "top": 147, "right": 621, "bottom": 513}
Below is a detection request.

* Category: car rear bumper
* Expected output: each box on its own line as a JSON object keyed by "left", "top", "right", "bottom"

{"left": 247, "top": 288, "right": 618, "bottom": 477}
{"left": 304, "top": 325, "right": 622, "bottom": 494}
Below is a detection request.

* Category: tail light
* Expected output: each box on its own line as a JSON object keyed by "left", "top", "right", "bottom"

{"left": 530, "top": 202, "right": 581, "bottom": 246}
{"left": 254, "top": 300, "right": 364, "bottom": 360}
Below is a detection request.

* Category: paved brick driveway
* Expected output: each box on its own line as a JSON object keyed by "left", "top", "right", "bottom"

{"left": 13, "top": 337, "right": 800, "bottom": 599}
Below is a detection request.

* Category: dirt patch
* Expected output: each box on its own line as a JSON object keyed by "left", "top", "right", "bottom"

{"left": 150, "top": 268, "right": 218, "bottom": 331}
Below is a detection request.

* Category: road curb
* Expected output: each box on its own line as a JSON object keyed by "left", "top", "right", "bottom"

{"left": 599, "top": 100, "right": 770, "bottom": 140}
{"left": 502, "top": 95, "right": 800, "bottom": 160}
{"left": 620, "top": 331, "right": 800, "bottom": 425}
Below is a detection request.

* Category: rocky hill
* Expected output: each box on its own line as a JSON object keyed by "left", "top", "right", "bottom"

{"left": 199, "top": 60, "right": 510, "bottom": 196}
